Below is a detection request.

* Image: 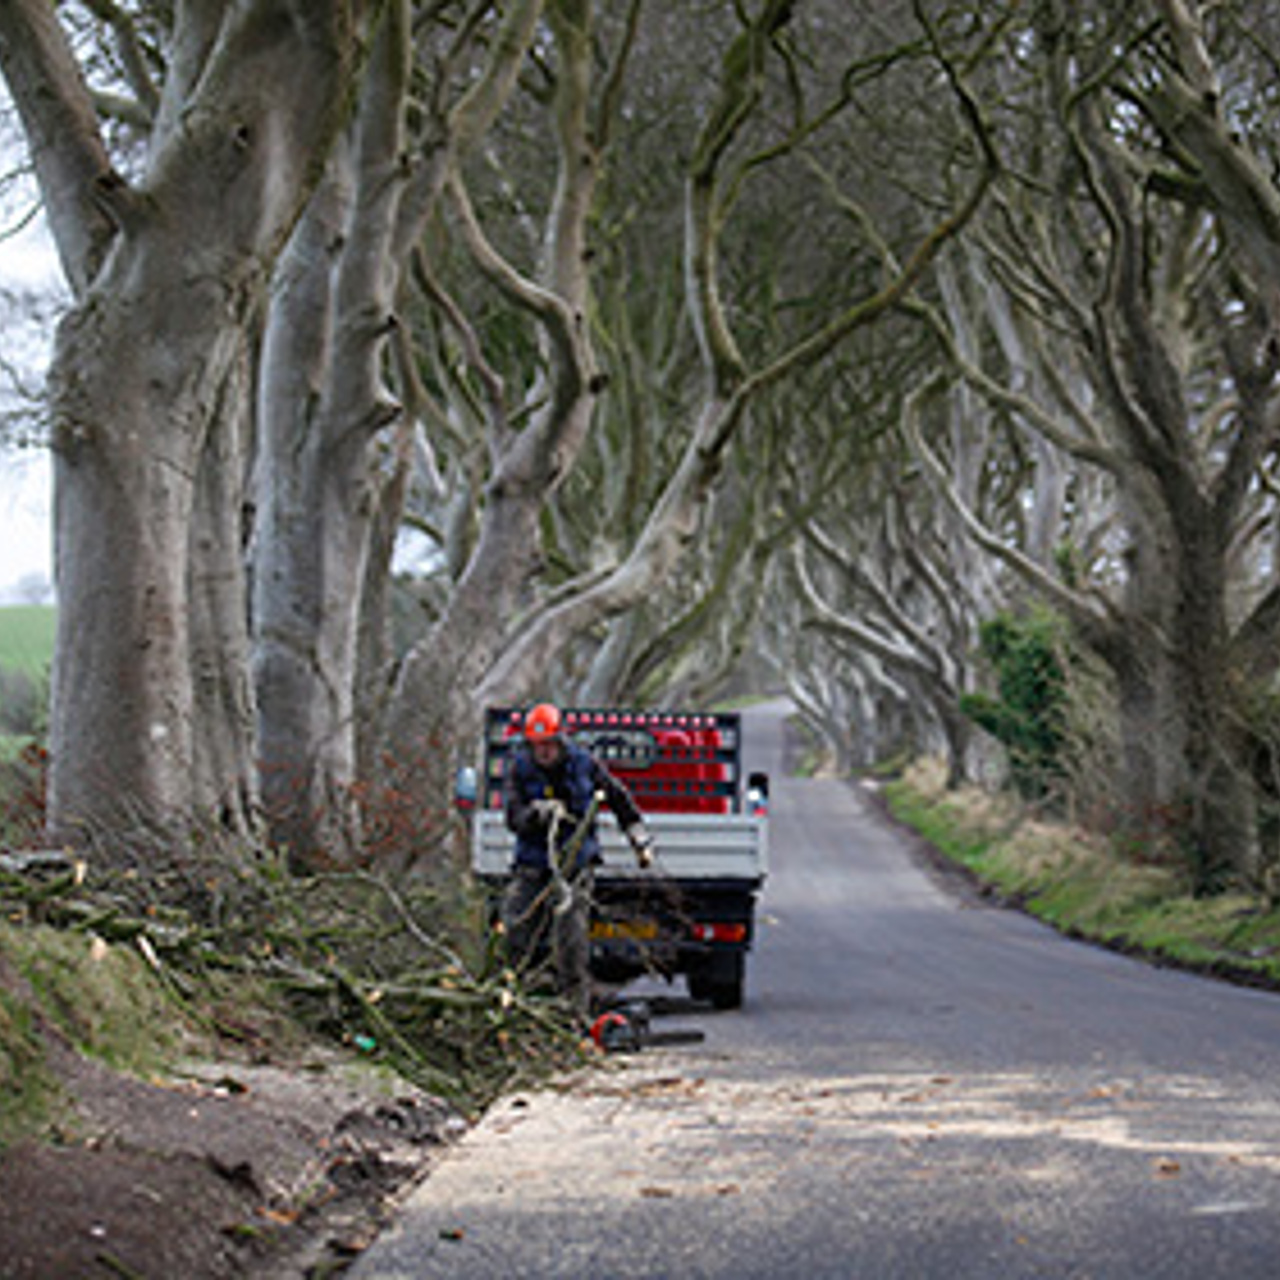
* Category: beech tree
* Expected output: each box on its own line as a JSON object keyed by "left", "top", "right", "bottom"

{"left": 0, "top": 3, "right": 376, "bottom": 847}
{"left": 904, "top": 0, "right": 1280, "bottom": 888}
{"left": 463, "top": 10, "right": 979, "bottom": 711}
{"left": 1, "top": 0, "right": 999, "bottom": 868}
{"left": 353, "top": 0, "right": 999, "bottom": 864}
{"left": 249, "top": 1, "right": 536, "bottom": 861}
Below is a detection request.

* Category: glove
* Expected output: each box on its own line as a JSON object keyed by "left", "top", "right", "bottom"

{"left": 627, "top": 822, "right": 654, "bottom": 869}
{"left": 531, "top": 798, "right": 568, "bottom": 827}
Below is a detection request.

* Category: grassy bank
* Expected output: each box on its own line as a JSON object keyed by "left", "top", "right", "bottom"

{"left": 0, "top": 606, "right": 55, "bottom": 679}
{"left": 884, "top": 759, "right": 1280, "bottom": 990}
{"left": 0, "top": 922, "right": 186, "bottom": 1145}
{"left": 0, "top": 605, "right": 54, "bottom": 765}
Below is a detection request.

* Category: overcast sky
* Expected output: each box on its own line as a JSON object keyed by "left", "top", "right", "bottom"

{"left": 0, "top": 153, "right": 60, "bottom": 605}
{"left": 0, "top": 448, "right": 51, "bottom": 603}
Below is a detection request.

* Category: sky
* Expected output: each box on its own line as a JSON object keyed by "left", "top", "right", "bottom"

{"left": 0, "top": 448, "right": 51, "bottom": 603}
{"left": 0, "top": 186, "right": 60, "bottom": 605}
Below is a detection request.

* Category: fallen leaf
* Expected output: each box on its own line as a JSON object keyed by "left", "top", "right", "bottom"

{"left": 640, "top": 1186, "right": 675, "bottom": 1199}
{"left": 633, "top": 1076, "right": 704, "bottom": 1099}
{"left": 258, "top": 1207, "right": 299, "bottom": 1226}
{"left": 329, "top": 1233, "right": 374, "bottom": 1256}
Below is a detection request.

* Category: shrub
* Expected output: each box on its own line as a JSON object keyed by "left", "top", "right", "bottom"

{"left": 0, "top": 667, "right": 42, "bottom": 738}
{"left": 0, "top": 742, "right": 47, "bottom": 844}
{"left": 960, "top": 609, "right": 1068, "bottom": 801}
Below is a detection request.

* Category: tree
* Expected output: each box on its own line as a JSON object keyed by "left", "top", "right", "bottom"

{"left": 455, "top": 0, "right": 996, "bottom": 703}
{"left": 249, "top": 0, "right": 489, "bottom": 863}
{"left": 1, "top": 0, "right": 999, "bottom": 870}
{"left": 0, "top": 2, "right": 376, "bottom": 847}
{"left": 904, "top": 0, "right": 1280, "bottom": 889}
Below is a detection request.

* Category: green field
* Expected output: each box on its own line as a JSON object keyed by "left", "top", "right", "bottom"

{"left": 0, "top": 606, "right": 56, "bottom": 678}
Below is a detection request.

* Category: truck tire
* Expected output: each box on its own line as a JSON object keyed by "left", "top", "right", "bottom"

{"left": 688, "top": 953, "right": 744, "bottom": 1010}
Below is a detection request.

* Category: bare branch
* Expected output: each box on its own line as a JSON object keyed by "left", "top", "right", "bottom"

{"left": 0, "top": 0, "right": 121, "bottom": 293}
{"left": 79, "top": 0, "right": 161, "bottom": 123}
{"left": 902, "top": 378, "right": 1113, "bottom": 636}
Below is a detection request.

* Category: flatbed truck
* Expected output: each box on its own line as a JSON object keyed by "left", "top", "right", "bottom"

{"left": 470, "top": 707, "right": 769, "bottom": 1009}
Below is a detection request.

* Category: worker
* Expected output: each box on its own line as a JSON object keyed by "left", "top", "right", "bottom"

{"left": 502, "top": 702, "right": 654, "bottom": 1019}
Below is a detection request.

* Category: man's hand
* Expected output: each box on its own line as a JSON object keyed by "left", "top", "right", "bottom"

{"left": 531, "top": 798, "right": 568, "bottom": 827}
{"left": 627, "top": 822, "right": 654, "bottom": 869}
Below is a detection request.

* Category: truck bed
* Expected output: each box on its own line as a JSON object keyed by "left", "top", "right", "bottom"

{"left": 471, "top": 808, "right": 768, "bottom": 884}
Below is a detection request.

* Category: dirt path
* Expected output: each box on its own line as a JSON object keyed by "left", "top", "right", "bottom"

{"left": 0, "top": 1029, "right": 463, "bottom": 1279}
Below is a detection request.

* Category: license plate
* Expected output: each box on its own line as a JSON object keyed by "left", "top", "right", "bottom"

{"left": 590, "top": 919, "right": 658, "bottom": 941}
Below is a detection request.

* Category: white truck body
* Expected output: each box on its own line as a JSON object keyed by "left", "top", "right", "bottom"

{"left": 472, "top": 808, "right": 768, "bottom": 883}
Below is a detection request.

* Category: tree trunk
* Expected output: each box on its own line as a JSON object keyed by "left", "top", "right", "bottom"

{"left": 1173, "top": 529, "right": 1259, "bottom": 890}
{"left": 1, "top": 3, "right": 368, "bottom": 847}
{"left": 380, "top": 0, "right": 604, "bottom": 857}
{"left": 189, "top": 341, "right": 259, "bottom": 835}
{"left": 251, "top": 166, "right": 360, "bottom": 861}
{"left": 48, "top": 290, "right": 203, "bottom": 837}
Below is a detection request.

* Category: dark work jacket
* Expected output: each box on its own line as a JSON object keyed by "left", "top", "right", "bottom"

{"left": 504, "top": 742, "right": 643, "bottom": 872}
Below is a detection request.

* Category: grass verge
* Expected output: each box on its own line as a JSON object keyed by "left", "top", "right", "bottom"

{"left": 884, "top": 758, "right": 1280, "bottom": 990}
{"left": 0, "top": 921, "right": 212, "bottom": 1149}
{"left": 0, "top": 606, "right": 55, "bottom": 679}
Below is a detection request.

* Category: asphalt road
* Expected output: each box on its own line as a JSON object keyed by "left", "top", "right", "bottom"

{"left": 353, "top": 701, "right": 1280, "bottom": 1279}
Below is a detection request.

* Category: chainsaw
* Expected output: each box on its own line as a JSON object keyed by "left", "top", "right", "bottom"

{"left": 588, "top": 998, "right": 706, "bottom": 1053}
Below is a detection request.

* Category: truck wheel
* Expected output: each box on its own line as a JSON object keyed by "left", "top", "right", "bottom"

{"left": 687, "top": 967, "right": 712, "bottom": 1004}
{"left": 689, "top": 954, "right": 744, "bottom": 1010}
{"left": 708, "top": 972, "right": 743, "bottom": 1010}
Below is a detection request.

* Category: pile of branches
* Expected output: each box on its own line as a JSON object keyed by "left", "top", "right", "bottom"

{"left": 0, "top": 841, "right": 585, "bottom": 1106}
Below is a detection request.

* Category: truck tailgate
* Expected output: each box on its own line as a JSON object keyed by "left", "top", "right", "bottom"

{"left": 472, "top": 809, "right": 768, "bottom": 883}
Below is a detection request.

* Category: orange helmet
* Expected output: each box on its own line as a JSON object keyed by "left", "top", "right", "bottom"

{"left": 523, "top": 702, "right": 563, "bottom": 741}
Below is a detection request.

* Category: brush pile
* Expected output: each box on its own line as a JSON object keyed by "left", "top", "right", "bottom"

{"left": 0, "top": 842, "right": 583, "bottom": 1106}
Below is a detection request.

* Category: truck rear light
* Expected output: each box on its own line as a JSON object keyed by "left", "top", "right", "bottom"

{"left": 691, "top": 923, "right": 747, "bottom": 944}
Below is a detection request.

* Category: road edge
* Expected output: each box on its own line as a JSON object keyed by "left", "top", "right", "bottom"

{"left": 852, "top": 775, "right": 1280, "bottom": 1002}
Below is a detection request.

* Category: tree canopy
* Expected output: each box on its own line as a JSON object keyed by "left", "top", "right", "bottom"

{"left": 2, "top": 1, "right": 1278, "bottom": 894}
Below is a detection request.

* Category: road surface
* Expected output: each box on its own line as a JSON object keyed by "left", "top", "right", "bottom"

{"left": 353, "top": 701, "right": 1280, "bottom": 1278}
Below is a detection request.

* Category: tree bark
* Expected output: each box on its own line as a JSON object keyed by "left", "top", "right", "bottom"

{"left": 1, "top": 3, "right": 366, "bottom": 845}
{"left": 381, "top": 0, "right": 602, "bottom": 842}
{"left": 189, "top": 339, "right": 259, "bottom": 833}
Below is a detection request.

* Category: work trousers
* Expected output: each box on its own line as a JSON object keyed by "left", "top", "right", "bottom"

{"left": 501, "top": 863, "right": 594, "bottom": 1019}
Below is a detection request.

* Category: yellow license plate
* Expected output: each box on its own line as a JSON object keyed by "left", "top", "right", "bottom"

{"left": 591, "top": 919, "right": 659, "bottom": 941}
